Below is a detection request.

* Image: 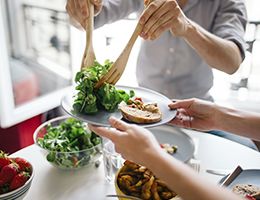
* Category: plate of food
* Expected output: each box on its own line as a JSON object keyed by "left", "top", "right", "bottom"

{"left": 149, "top": 125, "right": 195, "bottom": 162}
{"left": 219, "top": 169, "right": 260, "bottom": 199}
{"left": 62, "top": 85, "right": 176, "bottom": 128}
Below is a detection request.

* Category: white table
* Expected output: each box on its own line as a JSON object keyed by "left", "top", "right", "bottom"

{"left": 12, "top": 128, "right": 260, "bottom": 200}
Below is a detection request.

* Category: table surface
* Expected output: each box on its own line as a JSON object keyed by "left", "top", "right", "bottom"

{"left": 11, "top": 128, "right": 260, "bottom": 200}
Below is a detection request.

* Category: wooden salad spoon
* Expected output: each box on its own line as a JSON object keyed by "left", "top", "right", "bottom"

{"left": 94, "top": 22, "right": 142, "bottom": 88}
{"left": 94, "top": 0, "right": 156, "bottom": 89}
{"left": 81, "top": 0, "right": 96, "bottom": 69}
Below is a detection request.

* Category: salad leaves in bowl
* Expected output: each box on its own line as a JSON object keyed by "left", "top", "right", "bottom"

{"left": 33, "top": 116, "right": 102, "bottom": 170}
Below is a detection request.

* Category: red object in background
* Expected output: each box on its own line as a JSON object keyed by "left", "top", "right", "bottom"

{"left": 0, "top": 115, "right": 42, "bottom": 154}
{"left": 0, "top": 60, "right": 41, "bottom": 154}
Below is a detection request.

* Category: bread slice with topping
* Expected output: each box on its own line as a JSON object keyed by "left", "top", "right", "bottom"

{"left": 119, "top": 102, "right": 162, "bottom": 124}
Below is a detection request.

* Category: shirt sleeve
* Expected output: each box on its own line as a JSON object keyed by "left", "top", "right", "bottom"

{"left": 211, "top": 0, "right": 247, "bottom": 60}
{"left": 94, "top": 0, "right": 143, "bottom": 28}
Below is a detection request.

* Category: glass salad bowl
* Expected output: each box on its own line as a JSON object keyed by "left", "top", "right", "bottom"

{"left": 33, "top": 116, "right": 102, "bottom": 170}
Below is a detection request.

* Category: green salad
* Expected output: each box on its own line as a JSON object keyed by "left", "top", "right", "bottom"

{"left": 73, "top": 60, "right": 134, "bottom": 114}
{"left": 37, "top": 118, "right": 102, "bottom": 169}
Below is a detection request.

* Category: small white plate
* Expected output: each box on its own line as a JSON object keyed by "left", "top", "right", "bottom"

{"left": 61, "top": 85, "right": 177, "bottom": 128}
{"left": 149, "top": 125, "right": 195, "bottom": 162}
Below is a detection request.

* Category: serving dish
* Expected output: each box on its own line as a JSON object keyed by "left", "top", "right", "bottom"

{"left": 61, "top": 85, "right": 177, "bottom": 128}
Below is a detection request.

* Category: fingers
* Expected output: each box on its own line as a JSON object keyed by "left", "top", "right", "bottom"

{"left": 168, "top": 98, "right": 195, "bottom": 110}
{"left": 139, "top": 0, "right": 164, "bottom": 26}
{"left": 90, "top": 0, "right": 103, "bottom": 15}
{"left": 140, "top": 0, "right": 178, "bottom": 39}
{"left": 66, "top": 0, "right": 89, "bottom": 29}
{"left": 91, "top": 0, "right": 102, "bottom": 6}
{"left": 147, "top": 12, "right": 175, "bottom": 39}
{"left": 108, "top": 117, "right": 130, "bottom": 132}
{"left": 88, "top": 124, "right": 124, "bottom": 142}
{"left": 66, "top": 0, "right": 77, "bottom": 17}
{"left": 169, "top": 112, "right": 192, "bottom": 128}
{"left": 78, "top": 0, "right": 88, "bottom": 17}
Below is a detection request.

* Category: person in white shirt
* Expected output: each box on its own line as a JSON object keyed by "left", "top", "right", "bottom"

{"left": 66, "top": 0, "right": 246, "bottom": 100}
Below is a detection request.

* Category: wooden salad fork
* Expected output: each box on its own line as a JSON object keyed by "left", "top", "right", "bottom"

{"left": 94, "top": 22, "right": 142, "bottom": 88}
{"left": 81, "top": 0, "right": 96, "bottom": 69}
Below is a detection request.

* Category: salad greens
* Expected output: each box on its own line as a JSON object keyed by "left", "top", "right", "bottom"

{"left": 37, "top": 118, "right": 102, "bottom": 169}
{"left": 73, "top": 60, "right": 134, "bottom": 114}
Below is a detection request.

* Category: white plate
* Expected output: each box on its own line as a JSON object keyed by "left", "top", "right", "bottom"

{"left": 149, "top": 125, "right": 195, "bottom": 162}
{"left": 61, "top": 85, "right": 177, "bottom": 128}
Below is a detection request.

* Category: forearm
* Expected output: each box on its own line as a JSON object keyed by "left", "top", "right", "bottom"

{"left": 144, "top": 151, "right": 242, "bottom": 200}
{"left": 216, "top": 106, "right": 260, "bottom": 141}
{"left": 183, "top": 20, "right": 242, "bottom": 74}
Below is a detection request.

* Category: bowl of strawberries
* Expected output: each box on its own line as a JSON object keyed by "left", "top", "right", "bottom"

{"left": 0, "top": 151, "right": 34, "bottom": 200}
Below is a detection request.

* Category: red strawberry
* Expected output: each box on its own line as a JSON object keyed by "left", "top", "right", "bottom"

{"left": 0, "top": 151, "right": 11, "bottom": 170}
{"left": 14, "top": 157, "right": 32, "bottom": 173}
{"left": 10, "top": 172, "right": 30, "bottom": 191}
{"left": 0, "top": 163, "right": 19, "bottom": 186}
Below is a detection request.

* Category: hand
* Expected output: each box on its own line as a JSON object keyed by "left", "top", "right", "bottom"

{"left": 139, "top": 0, "right": 191, "bottom": 40}
{"left": 168, "top": 98, "right": 219, "bottom": 131}
{"left": 66, "top": 0, "right": 102, "bottom": 29}
{"left": 88, "top": 117, "right": 162, "bottom": 166}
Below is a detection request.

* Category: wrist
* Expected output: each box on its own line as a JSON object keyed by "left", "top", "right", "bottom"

{"left": 182, "top": 19, "right": 197, "bottom": 39}
{"left": 214, "top": 105, "right": 235, "bottom": 131}
{"left": 141, "top": 147, "right": 166, "bottom": 169}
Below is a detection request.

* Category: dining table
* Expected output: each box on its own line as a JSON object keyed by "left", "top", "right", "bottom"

{"left": 11, "top": 127, "right": 260, "bottom": 200}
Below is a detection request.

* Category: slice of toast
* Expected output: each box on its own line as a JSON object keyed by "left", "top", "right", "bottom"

{"left": 119, "top": 103, "right": 162, "bottom": 124}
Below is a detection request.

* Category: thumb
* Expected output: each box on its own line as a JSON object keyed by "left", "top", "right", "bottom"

{"left": 168, "top": 99, "right": 194, "bottom": 110}
{"left": 109, "top": 117, "right": 130, "bottom": 131}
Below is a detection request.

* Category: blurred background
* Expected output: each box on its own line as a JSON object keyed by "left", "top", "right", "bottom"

{"left": 0, "top": 0, "right": 260, "bottom": 153}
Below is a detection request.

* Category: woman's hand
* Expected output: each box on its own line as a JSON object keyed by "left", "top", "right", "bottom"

{"left": 169, "top": 98, "right": 219, "bottom": 131}
{"left": 66, "top": 0, "right": 102, "bottom": 29}
{"left": 88, "top": 117, "right": 162, "bottom": 166}
{"left": 139, "top": 0, "right": 191, "bottom": 40}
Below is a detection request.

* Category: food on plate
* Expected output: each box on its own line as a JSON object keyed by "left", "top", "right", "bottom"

{"left": 119, "top": 97, "right": 162, "bottom": 124}
{"left": 160, "top": 143, "right": 178, "bottom": 155}
{"left": 232, "top": 184, "right": 260, "bottom": 200}
{"left": 36, "top": 118, "right": 102, "bottom": 169}
{"left": 116, "top": 160, "right": 177, "bottom": 200}
{"left": 0, "top": 150, "right": 33, "bottom": 194}
{"left": 73, "top": 60, "right": 135, "bottom": 114}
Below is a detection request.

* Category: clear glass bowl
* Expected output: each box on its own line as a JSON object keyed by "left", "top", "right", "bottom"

{"left": 33, "top": 116, "right": 102, "bottom": 170}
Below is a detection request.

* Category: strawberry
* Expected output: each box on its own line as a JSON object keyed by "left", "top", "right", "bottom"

{"left": 0, "top": 151, "right": 11, "bottom": 170}
{"left": 9, "top": 172, "right": 30, "bottom": 191}
{"left": 14, "top": 157, "right": 32, "bottom": 173}
{"left": 0, "top": 163, "right": 19, "bottom": 186}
